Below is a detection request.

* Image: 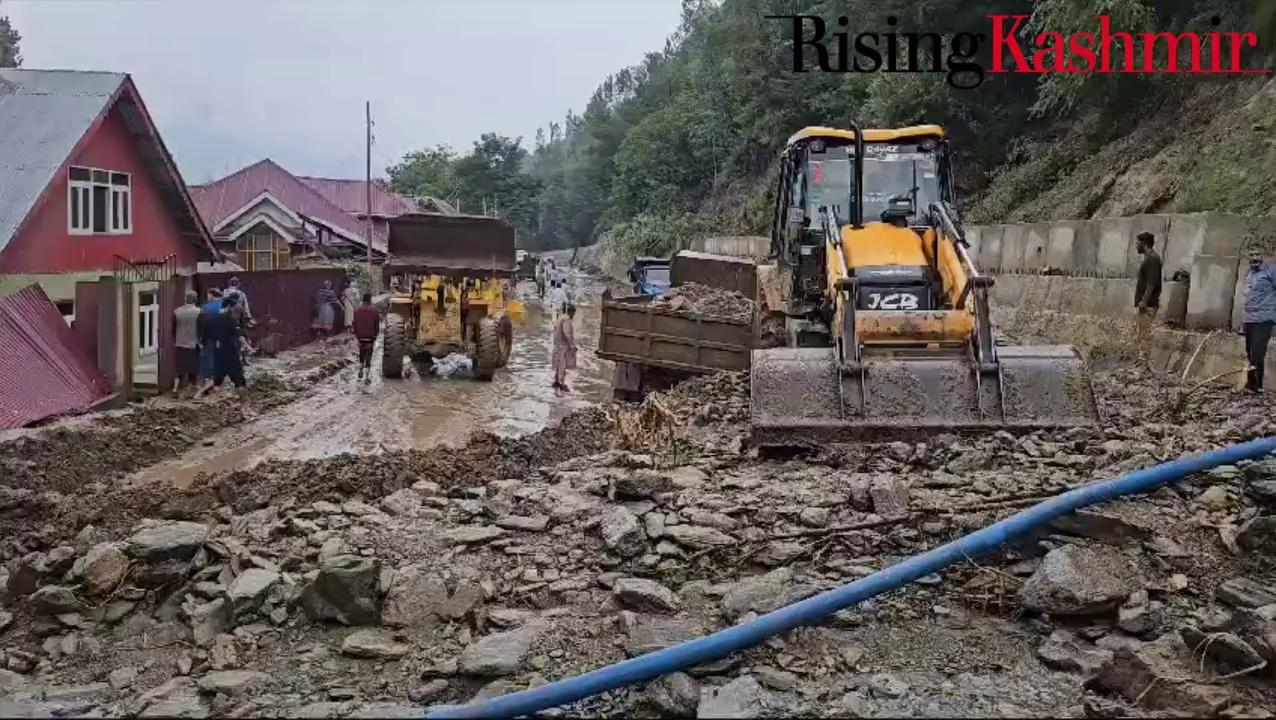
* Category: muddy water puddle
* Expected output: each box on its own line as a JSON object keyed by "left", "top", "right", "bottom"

{"left": 127, "top": 271, "right": 612, "bottom": 488}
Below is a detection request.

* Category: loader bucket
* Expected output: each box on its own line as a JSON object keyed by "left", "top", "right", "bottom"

{"left": 386, "top": 213, "right": 517, "bottom": 276}
{"left": 749, "top": 344, "right": 1098, "bottom": 447}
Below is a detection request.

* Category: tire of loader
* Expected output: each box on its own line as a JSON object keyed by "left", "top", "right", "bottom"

{"left": 382, "top": 314, "right": 407, "bottom": 379}
{"left": 474, "top": 315, "right": 503, "bottom": 381}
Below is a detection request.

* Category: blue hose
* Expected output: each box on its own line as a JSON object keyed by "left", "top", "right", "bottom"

{"left": 428, "top": 436, "right": 1276, "bottom": 719}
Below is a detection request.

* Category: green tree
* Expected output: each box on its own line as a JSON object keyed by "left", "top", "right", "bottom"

{"left": 0, "top": 9, "right": 21, "bottom": 68}
{"left": 387, "top": 144, "right": 457, "bottom": 203}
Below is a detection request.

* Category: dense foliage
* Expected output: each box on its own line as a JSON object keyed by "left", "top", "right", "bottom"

{"left": 388, "top": 0, "right": 1270, "bottom": 255}
{"left": 0, "top": 4, "right": 21, "bottom": 69}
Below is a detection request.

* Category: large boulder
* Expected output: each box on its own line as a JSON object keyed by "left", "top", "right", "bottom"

{"left": 127, "top": 521, "right": 208, "bottom": 562}
{"left": 697, "top": 676, "right": 770, "bottom": 719}
{"left": 720, "top": 568, "right": 816, "bottom": 621}
{"left": 82, "top": 543, "right": 129, "bottom": 597}
{"left": 1019, "top": 545, "right": 1138, "bottom": 616}
{"left": 31, "top": 585, "right": 83, "bottom": 616}
{"left": 300, "top": 555, "right": 381, "bottom": 626}
{"left": 341, "top": 629, "right": 409, "bottom": 659}
{"left": 227, "top": 569, "right": 280, "bottom": 618}
{"left": 600, "top": 507, "right": 646, "bottom": 558}
{"left": 459, "top": 621, "right": 546, "bottom": 677}
{"left": 636, "top": 672, "right": 700, "bottom": 717}
{"left": 613, "top": 577, "right": 681, "bottom": 614}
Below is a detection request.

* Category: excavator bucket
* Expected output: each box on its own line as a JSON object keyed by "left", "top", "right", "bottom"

{"left": 749, "top": 345, "right": 1099, "bottom": 447}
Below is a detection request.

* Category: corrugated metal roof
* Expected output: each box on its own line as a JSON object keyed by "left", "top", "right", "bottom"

{"left": 0, "top": 284, "right": 111, "bottom": 429}
{"left": 0, "top": 69, "right": 215, "bottom": 260}
{"left": 297, "top": 176, "right": 420, "bottom": 218}
{"left": 189, "top": 160, "right": 386, "bottom": 254}
{"left": 0, "top": 69, "right": 125, "bottom": 252}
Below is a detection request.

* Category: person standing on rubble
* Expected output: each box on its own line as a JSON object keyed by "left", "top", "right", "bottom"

{"left": 196, "top": 288, "right": 224, "bottom": 387}
{"left": 552, "top": 303, "right": 578, "bottom": 392}
{"left": 172, "top": 290, "right": 201, "bottom": 395}
{"left": 1134, "top": 232, "right": 1163, "bottom": 365}
{"left": 1242, "top": 246, "right": 1276, "bottom": 393}
{"left": 197, "top": 294, "right": 247, "bottom": 399}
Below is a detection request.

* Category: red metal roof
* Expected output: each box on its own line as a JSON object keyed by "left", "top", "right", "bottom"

{"left": 0, "top": 284, "right": 111, "bottom": 429}
{"left": 188, "top": 160, "right": 384, "bottom": 253}
{"left": 297, "top": 176, "right": 420, "bottom": 218}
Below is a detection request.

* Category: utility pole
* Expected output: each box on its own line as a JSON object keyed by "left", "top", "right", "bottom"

{"left": 365, "top": 101, "right": 373, "bottom": 291}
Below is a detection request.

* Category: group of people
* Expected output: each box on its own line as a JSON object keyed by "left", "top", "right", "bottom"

{"left": 1134, "top": 231, "right": 1275, "bottom": 393}
{"left": 173, "top": 276, "right": 253, "bottom": 398}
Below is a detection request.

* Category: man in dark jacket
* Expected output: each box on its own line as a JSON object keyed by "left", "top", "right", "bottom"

{"left": 1134, "top": 232, "right": 1163, "bottom": 364}
{"left": 351, "top": 292, "right": 381, "bottom": 382}
{"left": 197, "top": 294, "right": 246, "bottom": 398}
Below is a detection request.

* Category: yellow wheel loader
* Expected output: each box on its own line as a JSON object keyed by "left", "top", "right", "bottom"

{"left": 381, "top": 213, "right": 523, "bottom": 381}
{"left": 751, "top": 123, "right": 1099, "bottom": 447}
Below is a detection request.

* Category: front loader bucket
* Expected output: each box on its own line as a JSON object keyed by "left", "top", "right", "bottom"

{"left": 749, "top": 345, "right": 1098, "bottom": 447}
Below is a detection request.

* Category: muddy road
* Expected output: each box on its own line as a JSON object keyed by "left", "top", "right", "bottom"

{"left": 127, "top": 270, "right": 614, "bottom": 488}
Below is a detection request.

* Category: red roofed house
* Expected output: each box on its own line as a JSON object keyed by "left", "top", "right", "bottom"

{"left": 0, "top": 69, "right": 216, "bottom": 392}
{"left": 297, "top": 176, "right": 444, "bottom": 251}
{"left": 189, "top": 161, "right": 408, "bottom": 270}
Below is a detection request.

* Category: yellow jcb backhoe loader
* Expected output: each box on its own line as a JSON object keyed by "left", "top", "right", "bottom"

{"left": 750, "top": 122, "right": 1099, "bottom": 446}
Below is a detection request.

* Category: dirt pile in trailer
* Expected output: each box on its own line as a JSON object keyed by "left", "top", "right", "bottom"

{"left": 1, "top": 367, "right": 1275, "bottom": 718}
{"left": 650, "top": 282, "right": 754, "bottom": 323}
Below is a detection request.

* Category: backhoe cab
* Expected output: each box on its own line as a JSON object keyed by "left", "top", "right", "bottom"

{"left": 751, "top": 123, "right": 1099, "bottom": 446}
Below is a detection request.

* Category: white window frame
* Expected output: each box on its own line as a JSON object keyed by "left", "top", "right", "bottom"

{"left": 137, "top": 289, "right": 158, "bottom": 356}
{"left": 68, "top": 166, "right": 132, "bottom": 235}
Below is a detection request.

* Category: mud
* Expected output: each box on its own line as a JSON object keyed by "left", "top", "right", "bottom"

{"left": 118, "top": 272, "right": 612, "bottom": 491}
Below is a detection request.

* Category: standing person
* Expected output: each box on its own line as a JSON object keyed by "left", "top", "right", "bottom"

{"left": 1242, "top": 246, "right": 1276, "bottom": 393}
{"left": 351, "top": 292, "right": 381, "bottom": 382}
{"left": 198, "top": 294, "right": 247, "bottom": 398}
{"left": 224, "top": 276, "right": 250, "bottom": 319}
{"left": 342, "top": 278, "right": 359, "bottom": 330}
{"left": 313, "top": 280, "right": 338, "bottom": 337}
{"left": 551, "top": 303, "right": 578, "bottom": 391}
{"left": 1133, "top": 232, "right": 1163, "bottom": 364}
{"left": 534, "top": 259, "right": 546, "bottom": 299}
{"left": 549, "top": 279, "right": 567, "bottom": 319}
{"left": 172, "top": 290, "right": 201, "bottom": 395}
{"left": 196, "top": 288, "right": 223, "bottom": 388}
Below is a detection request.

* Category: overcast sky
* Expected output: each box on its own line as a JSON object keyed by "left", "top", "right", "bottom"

{"left": 6, "top": 0, "right": 682, "bottom": 183}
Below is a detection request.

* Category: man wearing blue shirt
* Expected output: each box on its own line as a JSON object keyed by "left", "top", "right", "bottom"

{"left": 1242, "top": 247, "right": 1276, "bottom": 393}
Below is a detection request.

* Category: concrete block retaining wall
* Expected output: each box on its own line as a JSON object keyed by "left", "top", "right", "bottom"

{"left": 968, "top": 213, "right": 1276, "bottom": 332}
{"left": 978, "top": 214, "right": 1276, "bottom": 390}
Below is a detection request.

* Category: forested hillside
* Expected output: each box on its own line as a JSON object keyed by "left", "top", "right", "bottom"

{"left": 388, "top": 0, "right": 1276, "bottom": 256}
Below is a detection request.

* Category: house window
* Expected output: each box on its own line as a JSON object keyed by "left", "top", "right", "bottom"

{"left": 235, "top": 225, "right": 292, "bottom": 271}
{"left": 69, "top": 166, "right": 131, "bottom": 235}
{"left": 55, "top": 300, "right": 75, "bottom": 327}
{"left": 137, "top": 290, "right": 158, "bottom": 355}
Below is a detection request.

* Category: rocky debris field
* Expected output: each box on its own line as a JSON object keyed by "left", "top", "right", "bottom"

{"left": 650, "top": 283, "right": 754, "bottom": 324}
{"left": 1, "top": 364, "right": 1275, "bottom": 719}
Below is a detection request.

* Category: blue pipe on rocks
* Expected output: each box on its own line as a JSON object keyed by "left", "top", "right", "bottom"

{"left": 427, "top": 436, "right": 1276, "bottom": 719}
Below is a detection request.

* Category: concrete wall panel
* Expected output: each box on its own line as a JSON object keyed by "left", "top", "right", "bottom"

{"left": 1187, "top": 255, "right": 1240, "bottom": 330}
{"left": 1000, "top": 225, "right": 1028, "bottom": 273}
{"left": 1023, "top": 224, "right": 1049, "bottom": 272}
{"left": 1046, "top": 224, "right": 1077, "bottom": 272}
{"left": 1096, "top": 218, "right": 1134, "bottom": 277}
{"left": 976, "top": 225, "right": 1004, "bottom": 272}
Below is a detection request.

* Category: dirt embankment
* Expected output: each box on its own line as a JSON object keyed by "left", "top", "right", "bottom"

{"left": 1, "top": 360, "right": 1275, "bottom": 719}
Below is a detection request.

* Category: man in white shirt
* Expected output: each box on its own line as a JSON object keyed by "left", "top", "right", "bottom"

{"left": 549, "top": 280, "right": 568, "bottom": 318}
